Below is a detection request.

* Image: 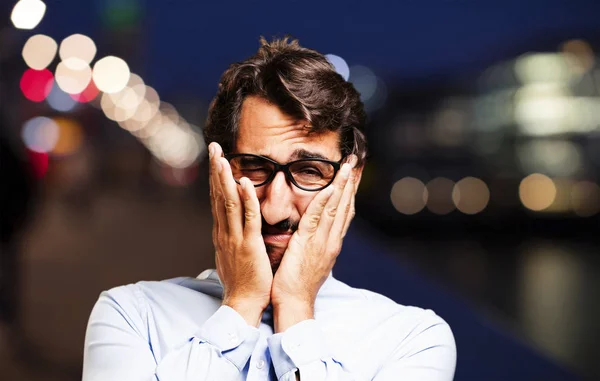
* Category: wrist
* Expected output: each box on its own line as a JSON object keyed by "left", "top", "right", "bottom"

{"left": 273, "top": 301, "right": 314, "bottom": 333}
{"left": 223, "top": 298, "right": 266, "bottom": 327}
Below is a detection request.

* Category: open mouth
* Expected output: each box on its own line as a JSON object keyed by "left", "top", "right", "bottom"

{"left": 262, "top": 232, "right": 292, "bottom": 246}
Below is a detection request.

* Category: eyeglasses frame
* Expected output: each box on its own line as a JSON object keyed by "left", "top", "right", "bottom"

{"left": 224, "top": 153, "right": 344, "bottom": 192}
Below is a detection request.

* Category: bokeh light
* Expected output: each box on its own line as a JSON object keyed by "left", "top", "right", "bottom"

{"left": 426, "top": 177, "right": 456, "bottom": 215}
{"left": 70, "top": 79, "right": 100, "bottom": 103}
{"left": 390, "top": 177, "right": 428, "bottom": 215}
{"left": 59, "top": 34, "right": 97, "bottom": 64}
{"left": 144, "top": 118, "right": 202, "bottom": 168}
{"left": 22, "top": 34, "right": 57, "bottom": 70}
{"left": 514, "top": 53, "right": 571, "bottom": 85}
{"left": 159, "top": 102, "right": 180, "bottom": 124}
{"left": 349, "top": 65, "right": 387, "bottom": 112}
{"left": 26, "top": 150, "right": 49, "bottom": 178}
{"left": 452, "top": 177, "right": 490, "bottom": 214}
{"left": 55, "top": 58, "right": 93, "bottom": 94}
{"left": 545, "top": 178, "right": 572, "bottom": 213}
{"left": 11, "top": 0, "right": 46, "bottom": 30}
{"left": 561, "top": 40, "right": 595, "bottom": 74}
{"left": 130, "top": 112, "right": 163, "bottom": 139}
{"left": 47, "top": 83, "right": 78, "bottom": 112}
{"left": 519, "top": 174, "right": 557, "bottom": 211}
{"left": 21, "top": 116, "right": 59, "bottom": 153}
{"left": 107, "top": 73, "right": 146, "bottom": 115}
{"left": 130, "top": 86, "right": 160, "bottom": 123}
{"left": 92, "top": 56, "right": 131, "bottom": 93}
{"left": 101, "top": 92, "right": 135, "bottom": 122}
{"left": 20, "top": 68, "right": 53, "bottom": 102}
{"left": 517, "top": 140, "right": 583, "bottom": 177}
{"left": 570, "top": 181, "right": 600, "bottom": 217}
{"left": 514, "top": 84, "right": 571, "bottom": 136}
{"left": 51, "top": 118, "right": 84, "bottom": 156}
{"left": 325, "top": 54, "right": 350, "bottom": 81}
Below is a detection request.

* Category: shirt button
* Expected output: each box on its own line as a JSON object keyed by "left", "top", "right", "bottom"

{"left": 256, "top": 359, "right": 265, "bottom": 369}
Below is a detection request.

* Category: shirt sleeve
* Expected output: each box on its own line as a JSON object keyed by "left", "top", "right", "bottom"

{"left": 267, "top": 313, "right": 456, "bottom": 381}
{"left": 82, "top": 285, "right": 259, "bottom": 381}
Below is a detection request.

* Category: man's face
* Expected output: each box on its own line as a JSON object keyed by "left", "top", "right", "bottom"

{"left": 234, "top": 96, "right": 342, "bottom": 272}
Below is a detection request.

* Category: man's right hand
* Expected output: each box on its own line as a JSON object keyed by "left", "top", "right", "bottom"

{"left": 209, "top": 142, "right": 272, "bottom": 327}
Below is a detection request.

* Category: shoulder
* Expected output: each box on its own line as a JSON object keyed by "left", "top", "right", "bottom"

{"left": 322, "top": 277, "right": 455, "bottom": 348}
{"left": 90, "top": 277, "right": 220, "bottom": 325}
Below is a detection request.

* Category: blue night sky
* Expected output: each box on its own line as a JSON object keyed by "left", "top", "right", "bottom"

{"left": 30, "top": 0, "right": 600, "bottom": 97}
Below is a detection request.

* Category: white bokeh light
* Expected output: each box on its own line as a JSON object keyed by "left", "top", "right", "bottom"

{"left": 93, "top": 56, "right": 131, "bottom": 93}
{"left": 22, "top": 34, "right": 57, "bottom": 70}
{"left": 11, "top": 0, "right": 46, "bottom": 30}
{"left": 55, "top": 58, "right": 93, "bottom": 94}
{"left": 59, "top": 34, "right": 97, "bottom": 64}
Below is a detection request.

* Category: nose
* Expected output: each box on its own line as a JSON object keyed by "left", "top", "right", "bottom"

{"left": 259, "top": 171, "right": 294, "bottom": 226}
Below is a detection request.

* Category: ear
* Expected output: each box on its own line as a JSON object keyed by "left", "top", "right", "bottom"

{"left": 352, "top": 165, "right": 364, "bottom": 192}
{"left": 343, "top": 154, "right": 363, "bottom": 191}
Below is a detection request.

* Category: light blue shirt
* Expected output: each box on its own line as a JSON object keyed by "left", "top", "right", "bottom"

{"left": 83, "top": 269, "right": 456, "bottom": 381}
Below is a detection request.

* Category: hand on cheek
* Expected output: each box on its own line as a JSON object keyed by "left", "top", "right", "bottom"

{"left": 271, "top": 156, "right": 359, "bottom": 332}
{"left": 209, "top": 142, "right": 273, "bottom": 327}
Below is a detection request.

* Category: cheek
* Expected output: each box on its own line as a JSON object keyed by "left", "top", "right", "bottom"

{"left": 296, "top": 191, "right": 318, "bottom": 216}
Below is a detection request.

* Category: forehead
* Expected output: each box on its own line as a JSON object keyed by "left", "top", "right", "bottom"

{"left": 235, "top": 96, "right": 341, "bottom": 161}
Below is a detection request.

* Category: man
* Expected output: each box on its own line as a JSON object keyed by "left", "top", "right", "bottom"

{"left": 83, "top": 38, "right": 456, "bottom": 381}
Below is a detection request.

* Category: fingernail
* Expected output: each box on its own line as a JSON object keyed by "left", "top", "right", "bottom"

{"left": 240, "top": 177, "right": 246, "bottom": 190}
{"left": 341, "top": 163, "right": 351, "bottom": 179}
{"left": 208, "top": 144, "right": 214, "bottom": 158}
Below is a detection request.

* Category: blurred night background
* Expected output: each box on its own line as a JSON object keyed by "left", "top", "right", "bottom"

{"left": 1, "top": 0, "right": 599, "bottom": 380}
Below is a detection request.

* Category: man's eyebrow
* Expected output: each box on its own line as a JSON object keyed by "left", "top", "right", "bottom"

{"left": 289, "top": 149, "right": 329, "bottom": 160}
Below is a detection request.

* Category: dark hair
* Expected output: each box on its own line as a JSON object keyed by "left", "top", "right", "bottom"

{"left": 204, "top": 37, "right": 368, "bottom": 166}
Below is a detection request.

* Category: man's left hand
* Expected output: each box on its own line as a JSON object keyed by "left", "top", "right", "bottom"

{"left": 271, "top": 156, "right": 359, "bottom": 332}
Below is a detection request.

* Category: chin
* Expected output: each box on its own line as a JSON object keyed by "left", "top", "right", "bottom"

{"left": 266, "top": 244, "right": 286, "bottom": 274}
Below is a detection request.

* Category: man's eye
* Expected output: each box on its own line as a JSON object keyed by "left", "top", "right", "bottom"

{"left": 297, "top": 167, "right": 323, "bottom": 177}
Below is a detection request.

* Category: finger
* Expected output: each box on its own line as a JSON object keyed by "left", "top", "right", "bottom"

{"left": 330, "top": 156, "right": 358, "bottom": 238}
{"left": 239, "top": 177, "right": 262, "bottom": 236}
{"left": 315, "top": 163, "right": 351, "bottom": 240}
{"left": 298, "top": 164, "right": 349, "bottom": 236}
{"left": 218, "top": 155, "right": 243, "bottom": 237}
{"left": 208, "top": 143, "right": 222, "bottom": 241}
{"left": 341, "top": 191, "right": 356, "bottom": 238}
{"left": 209, "top": 143, "right": 228, "bottom": 234}
{"left": 297, "top": 182, "right": 335, "bottom": 236}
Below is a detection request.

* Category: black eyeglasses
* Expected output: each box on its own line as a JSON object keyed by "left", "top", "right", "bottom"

{"left": 224, "top": 153, "right": 343, "bottom": 191}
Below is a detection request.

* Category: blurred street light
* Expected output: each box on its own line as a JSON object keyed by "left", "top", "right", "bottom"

{"left": 11, "top": 0, "right": 46, "bottom": 30}
{"left": 20, "top": 68, "right": 53, "bottom": 102}
{"left": 93, "top": 56, "right": 131, "bottom": 93}
{"left": 59, "top": 34, "right": 97, "bottom": 64}
{"left": 520, "top": 174, "right": 557, "bottom": 212}
{"left": 452, "top": 177, "right": 490, "bottom": 215}
{"left": 22, "top": 34, "right": 57, "bottom": 70}
{"left": 391, "top": 177, "right": 428, "bottom": 215}
{"left": 21, "top": 116, "right": 59, "bottom": 153}
{"left": 55, "top": 58, "right": 93, "bottom": 94}
{"left": 426, "top": 177, "right": 456, "bottom": 215}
